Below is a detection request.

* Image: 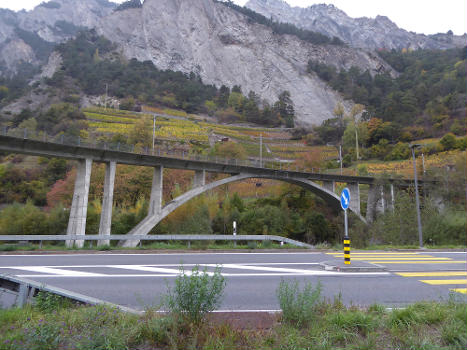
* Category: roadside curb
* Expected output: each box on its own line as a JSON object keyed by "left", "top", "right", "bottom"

{"left": 319, "top": 260, "right": 387, "bottom": 272}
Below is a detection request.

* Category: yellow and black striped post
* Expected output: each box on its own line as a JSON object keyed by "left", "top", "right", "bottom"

{"left": 344, "top": 238, "right": 351, "bottom": 265}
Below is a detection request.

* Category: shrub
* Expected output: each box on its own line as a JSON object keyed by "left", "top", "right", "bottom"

{"left": 164, "top": 265, "right": 226, "bottom": 324}
{"left": 277, "top": 279, "right": 322, "bottom": 327}
{"left": 439, "top": 133, "right": 457, "bottom": 150}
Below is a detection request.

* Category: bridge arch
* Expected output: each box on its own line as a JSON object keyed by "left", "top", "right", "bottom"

{"left": 121, "top": 173, "right": 366, "bottom": 247}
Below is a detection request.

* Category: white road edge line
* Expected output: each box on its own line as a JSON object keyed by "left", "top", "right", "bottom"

{"left": 15, "top": 272, "right": 390, "bottom": 278}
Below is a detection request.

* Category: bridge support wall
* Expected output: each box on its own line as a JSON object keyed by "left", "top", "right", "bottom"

{"left": 66, "top": 158, "right": 92, "bottom": 248}
{"left": 98, "top": 161, "right": 116, "bottom": 246}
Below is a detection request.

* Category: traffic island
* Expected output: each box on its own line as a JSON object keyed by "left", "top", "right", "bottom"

{"left": 320, "top": 260, "right": 387, "bottom": 272}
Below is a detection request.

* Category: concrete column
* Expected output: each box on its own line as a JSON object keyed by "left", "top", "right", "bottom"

{"left": 348, "top": 182, "right": 360, "bottom": 214}
{"left": 376, "top": 185, "right": 386, "bottom": 214}
{"left": 98, "top": 161, "right": 116, "bottom": 246}
{"left": 323, "top": 180, "right": 335, "bottom": 194}
{"left": 149, "top": 166, "right": 163, "bottom": 216}
{"left": 193, "top": 170, "right": 206, "bottom": 188}
{"left": 366, "top": 184, "right": 378, "bottom": 223}
{"left": 66, "top": 158, "right": 92, "bottom": 248}
{"left": 389, "top": 184, "right": 395, "bottom": 211}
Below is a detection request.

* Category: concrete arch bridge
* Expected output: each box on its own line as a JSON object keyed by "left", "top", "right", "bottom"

{"left": 0, "top": 135, "right": 420, "bottom": 248}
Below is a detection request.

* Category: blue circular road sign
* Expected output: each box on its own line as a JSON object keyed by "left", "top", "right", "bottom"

{"left": 341, "top": 188, "right": 350, "bottom": 210}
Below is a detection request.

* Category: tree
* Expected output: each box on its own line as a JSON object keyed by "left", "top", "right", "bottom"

{"left": 129, "top": 115, "right": 152, "bottom": 146}
{"left": 274, "top": 91, "right": 295, "bottom": 128}
{"left": 350, "top": 104, "right": 365, "bottom": 159}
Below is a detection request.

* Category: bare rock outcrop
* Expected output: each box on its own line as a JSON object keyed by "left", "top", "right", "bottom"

{"left": 246, "top": 0, "right": 467, "bottom": 50}
{"left": 96, "top": 0, "right": 393, "bottom": 126}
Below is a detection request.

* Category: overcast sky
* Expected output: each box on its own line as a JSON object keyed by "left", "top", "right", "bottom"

{"left": 0, "top": 0, "right": 465, "bottom": 35}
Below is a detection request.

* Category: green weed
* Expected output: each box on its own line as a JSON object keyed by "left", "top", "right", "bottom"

{"left": 277, "top": 279, "right": 322, "bottom": 327}
{"left": 164, "top": 265, "right": 226, "bottom": 325}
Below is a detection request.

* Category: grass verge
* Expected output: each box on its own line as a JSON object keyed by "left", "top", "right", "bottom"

{"left": 1, "top": 299, "right": 465, "bottom": 349}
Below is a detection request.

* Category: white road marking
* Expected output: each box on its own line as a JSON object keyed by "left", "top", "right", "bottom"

{"left": 0, "top": 252, "right": 324, "bottom": 257}
{"left": 15, "top": 272, "right": 389, "bottom": 278}
{"left": 0, "top": 262, "right": 322, "bottom": 269}
{"left": 203, "top": 263, "right": 330, "bottom": 275}
{"left": 8, "top": 264, "right": 390, "bottom": 278}
{"left": 11, "top": 266, "right": 104, "bottom": 277}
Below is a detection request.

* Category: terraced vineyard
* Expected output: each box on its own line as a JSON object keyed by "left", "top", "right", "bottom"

{"left": 82, "top": 107, "right": 324, "bottom": 161}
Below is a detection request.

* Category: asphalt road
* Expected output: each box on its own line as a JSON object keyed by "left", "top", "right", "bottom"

{"left": 0, "top": 251, "right": 466, "bottom": 311}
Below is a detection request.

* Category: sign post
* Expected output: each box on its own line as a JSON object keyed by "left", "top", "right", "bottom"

{"left": 340, "top": 188, "right": 351, "bottom": 265}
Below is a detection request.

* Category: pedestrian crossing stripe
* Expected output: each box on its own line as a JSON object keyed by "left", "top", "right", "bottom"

{"left": 397, "top": 272, "right": 467, "bottom": 277}
{"left": 419, "top": 279, "right": 467, "bottom": 285}
{"left": 450, "top": 288, "right": 467, "bottom": 294}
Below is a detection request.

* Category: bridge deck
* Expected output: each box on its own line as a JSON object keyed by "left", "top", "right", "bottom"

{"left": 0, "top": 135, "right": 420, "bottom": 185}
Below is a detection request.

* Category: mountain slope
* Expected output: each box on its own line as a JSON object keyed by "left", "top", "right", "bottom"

{"left": 245, "top": 0, "right": 466, "bottom": 50}
{"left": 96, "top": 0, "right": 393, "bottom": 126}
{"left": 0, "top": 0, "right": 116, "bottom": 75}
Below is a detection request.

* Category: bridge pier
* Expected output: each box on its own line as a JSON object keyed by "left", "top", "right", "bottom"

{"left": 376, "top": 185, "right": 386, "bottom": 214}
{"left": 389, "top": 184, "right": 395, "bottom": 211}
{"left": 66, "top": 158, "right": 92, "bottom": 248}
{"left": 193, "top": 170, "right": 206, "bottom": 188}
{"left": 149, "top": 166, "right": 163, "bottom": 215}
{"left": 347, "top": 182, "right": 360, "bottom": 214}
{"left": 120, "top": 166, "right": 163, "bottom": 248}
{"left": 323, "top": 180, "right": 336, "bottom": 194}
{"left": 98, "top": 161, "right": 116, "bottom": 246}
{"left": 366, "top": 184, "right": 378, "bottom": 223}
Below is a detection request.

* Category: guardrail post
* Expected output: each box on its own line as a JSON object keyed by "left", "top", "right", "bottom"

{"left": 98, "top": 161, "right": 116, "bottom": 246}
{"left": 66, "top": 158, "right": 92, "bottom": 248}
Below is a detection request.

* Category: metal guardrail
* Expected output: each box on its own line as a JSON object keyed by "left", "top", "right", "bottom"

{"left": 0, "top": 273, "right": 142, "bottom": 313}
{"left": 0, "top": 234, "right": 313, "bottom": 248}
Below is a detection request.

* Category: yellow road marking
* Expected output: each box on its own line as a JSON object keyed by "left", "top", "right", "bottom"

{"left": 420, "top": 279, "right": 467, "bottom": 285}
{"left": 329, "top": 256, "right": 441, "bottom": 259}
{"left": 397, "top": 272, "right": 467, "bottom": 277}
{"left": 368, "top": 261, "right": 466, "bottom": 264}
{"left": 331, "top": 257, "right": 451, "bottom": 260}
{"left": 326, "top": 252, "right": 421, "bottom": 255}
{"left": 451, "top": 288, "right": 467, "bottom": 294}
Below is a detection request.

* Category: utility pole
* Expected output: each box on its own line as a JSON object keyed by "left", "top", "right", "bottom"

{"left": 410, "top": 144, "right": 423, "bottom": 248}
{"left": 355, "top": 121, "right": 359, "bottom": 160}
{"left": 339, "top": 145, "right": 343, "bottom": 175}
{"left": 152, "top": 115, "right": 156, "bottom": 154}
{"left": 104, "top": 83, "right": 108, "bottom": 110}
{"left": 260, "top": 133, "right": 263, "bottom": 167}
{"left": 421, "top": 153, "right": 426, "bottom": 175}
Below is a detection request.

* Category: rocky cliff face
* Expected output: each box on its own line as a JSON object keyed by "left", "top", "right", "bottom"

{"left": 0, "top": 0, "right": 115, "bottom": 74}
{"left": 96, "top": 0, "right": 393, "bottom": 126}
{"left": 246, "top": 0, "right": 467, "bottom": 50}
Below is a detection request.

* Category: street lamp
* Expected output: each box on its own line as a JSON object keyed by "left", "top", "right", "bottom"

{"left": 410, "top": 143, "right": 423, "bottom": 248}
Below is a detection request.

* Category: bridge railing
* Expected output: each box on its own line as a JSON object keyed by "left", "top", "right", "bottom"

{"left": 1, "top": 127, "right": 320, "bottom": 173}
{"left": 0, "top": 234, "right": 313, "bottom": 249}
